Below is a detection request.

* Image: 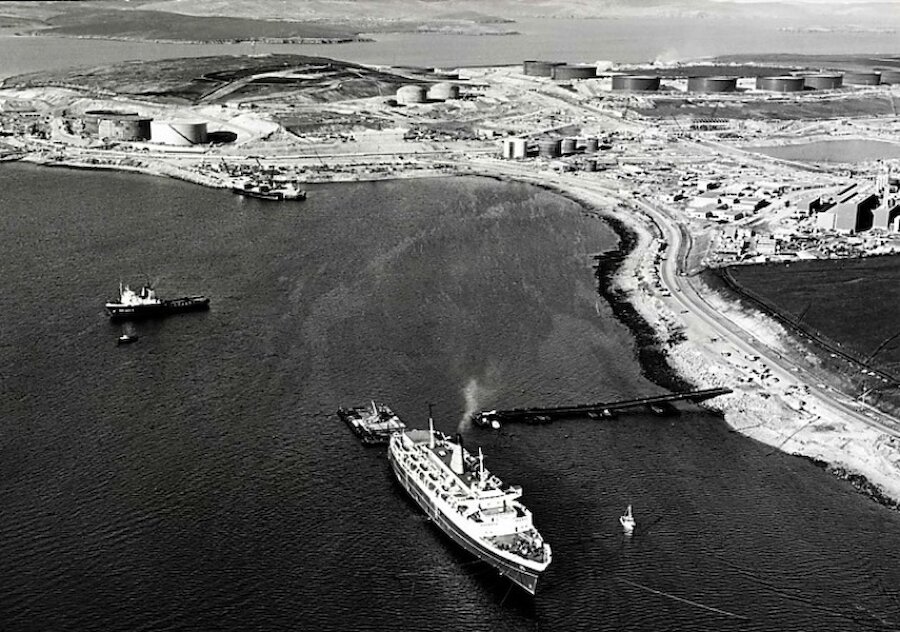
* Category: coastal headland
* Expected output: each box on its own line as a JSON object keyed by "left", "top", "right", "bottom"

{"left": 2, "top": 50, "right": 899, "bottom": 507}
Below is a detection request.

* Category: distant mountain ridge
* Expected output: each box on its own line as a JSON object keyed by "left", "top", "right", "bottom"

{"left": 138, "top": 0, "right": 900, "bottom": 22}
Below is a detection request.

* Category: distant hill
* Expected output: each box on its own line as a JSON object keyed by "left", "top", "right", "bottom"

{"left": 2, "top": 0, "right": 899, "bottom": 44}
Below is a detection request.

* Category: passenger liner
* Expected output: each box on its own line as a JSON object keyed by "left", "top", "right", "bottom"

{"left": 388, "top": 421, "right": 551, "bottom": 594}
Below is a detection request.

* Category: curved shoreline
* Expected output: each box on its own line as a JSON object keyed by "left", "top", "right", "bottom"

{"left": 3, "top": 154, "right": 899, "bottom": 510}
{"left": 474, "top": 168, "right": 900, "bottom": 511}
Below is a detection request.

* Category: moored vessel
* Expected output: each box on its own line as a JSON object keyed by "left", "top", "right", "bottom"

{"left": 388, "top": 418, "right": 551, "bottom": 594}
{"left": 105, "top": 283, "right": 210, "bottom": 321}
{"left": 338, "top": 401, "right": 406, "bottom": 445}
{"left": 232, "top": 179, "right": 307, "bottom": 201}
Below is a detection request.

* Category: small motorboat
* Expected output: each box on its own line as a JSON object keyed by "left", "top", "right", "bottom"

{"left": 620, "top": 505, "right": 636, "bottom": 534}
{"left": 117, "top": 333, "right": 139, "bottom": 345}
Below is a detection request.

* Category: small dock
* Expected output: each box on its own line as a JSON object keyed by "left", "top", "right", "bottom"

{"left": 473, "top": 388, "right": 732, "bottom": 427}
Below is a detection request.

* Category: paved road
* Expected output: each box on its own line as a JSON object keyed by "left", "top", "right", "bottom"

{"left": 635, "top": 197, "right": 900, "bottom": 440}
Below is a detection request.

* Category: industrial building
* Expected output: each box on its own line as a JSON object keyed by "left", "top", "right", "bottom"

{"left": 872, "top": 204, "right": 900, "bottom": 231}
{"left": 842, "top": 71, "right": 881, "bottom": 86}
{"left": 690, "top": 118, "right": 730, "bottom": 132}
{"left": 611, "top": 75, "right": 661, "bottom": 91}
{"left": 803, "top": 74, "right": 843, "bottom": 90}
{"left": 149, "top": 120, "right": 208, "bottom": 146}
{"left": 551, "top": 65, "right": 596, "bottom": 81}
{"left": 83, "top": 110, "right": 152, "bottom": 141}
{"left": 427, "top": 82, "right": 460, "bottom": 100}
{"left": 396, "top": 85, "right": 428, "bottom": 104}
{"left": 686, "top": 76, "right": 737, "bottom": 93}
{"left": 523, "top": 61, "right": 565, "bottom": 77}
{"left": 755, "top": 76, "right": 805, "bottom": 92}
{"left": 816, "top": 188, "right": 878, "bottom": 232}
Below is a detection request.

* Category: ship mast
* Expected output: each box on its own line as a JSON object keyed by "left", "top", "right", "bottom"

{"left": 478, "top": 447, "right": 486, "bottom": 486}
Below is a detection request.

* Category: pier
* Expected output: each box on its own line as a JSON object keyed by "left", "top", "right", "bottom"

{"left": 472, "top": 388, "right": 732, "bottom": 427}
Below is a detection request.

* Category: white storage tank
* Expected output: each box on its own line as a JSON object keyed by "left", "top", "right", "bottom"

{"left": 396, "top": 85, "right": 427, "bottom": 104}
{"left": 427, "top": 82, "right": 460, "bottom": 100}
{"left": 150, "top": 120, "right": 208, "bottom": 145}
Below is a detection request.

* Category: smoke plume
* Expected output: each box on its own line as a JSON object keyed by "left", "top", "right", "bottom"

{"left": 459, "top": 378, "right": 482, "bottom": 433}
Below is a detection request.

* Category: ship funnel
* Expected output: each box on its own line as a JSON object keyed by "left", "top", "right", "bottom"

{"left": 450, "top": 433, "right": 465, "bottom": 474}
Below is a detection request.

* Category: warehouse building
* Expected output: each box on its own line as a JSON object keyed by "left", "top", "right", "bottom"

{"left": 817, "top": 191, "right": 879, "bottom": 232}
{"left": 872, "top": 204, "right": 900, "bottom": 231}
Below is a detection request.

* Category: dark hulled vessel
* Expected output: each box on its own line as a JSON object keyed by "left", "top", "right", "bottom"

{"left": 105, "top": 284, "right": 209, "bottom": 321}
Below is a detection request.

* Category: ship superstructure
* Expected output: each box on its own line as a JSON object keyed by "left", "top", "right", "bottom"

{"left": 388, "top": 422, "right": 551, "bottom": 594}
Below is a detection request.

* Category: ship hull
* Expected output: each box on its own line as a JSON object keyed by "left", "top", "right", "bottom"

{"left": 388, "top": 448, "right": 541, "bottom": 595}
{"left": 232, "top": 187, "right": 306, "bottom": 201}
{"left": 106, "top": 297, "right": 210, "bottom": 321}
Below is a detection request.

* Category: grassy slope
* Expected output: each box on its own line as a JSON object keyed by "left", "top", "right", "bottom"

{"left": 3, "top": 54, "right": 414, "bottom": 104}
{"left": 728, "top": 256, "right": 900, "bottom": 377}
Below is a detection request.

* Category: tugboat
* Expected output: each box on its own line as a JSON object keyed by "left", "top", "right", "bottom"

{"left": 105, "top": 283, "right": 210, "bottom": 321}
{"left": 338, "top": 401, "right": 406, "bottom": 445}
{"left": 620, "top": 505, "right": 636, "bottom": 534}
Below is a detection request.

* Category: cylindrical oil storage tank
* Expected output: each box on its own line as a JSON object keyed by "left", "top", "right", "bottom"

{"left": 583, "top": 137, "right": 599, "bottom": 153}
{"left": 551, "top": 65, "right": 596, "bottom": 81}
{"left": 687, "top": 76, "right": 737, "bottom": 93}
{"left": 396, "top": 84, "right": 427, "bottom": 104}
{"left": 537, "top": 138, "right": 561, "bottom": 158}
{"left": 803, "top": 74, "right": 843, "bottom": 90}
{"left": 878, "top": 69, "right": 900, "bottom": 84}
{"left": 149, "top": 120, "right": 208, "bottom": 145}
{"left": 584, "top": 159, "right": 597, "bottom": 172}
{"left": 612, "top": 75, "right": 661, "bottom": 91}
{"left": 98, "top": 114, "right": 152, "bottom": 141}
{"left": 843, "top": 71, "right": 881, "bottom": 86}
{"left": 560, "top": 137, "right": 578, "bottom": 155}
{"left": 755, "top": 76, "right": 805, "bottom": 92}
{"left": 523, "top": 60, "right": 564, "bottom": 77}
{"left": 511, "top": 138, "right": 527, "bottom": 159}
{"left": 427, "top": 82, "right": 459, "bottom": 100}
{"left": 83, "top": 110, "right": 151, "bottom": 139}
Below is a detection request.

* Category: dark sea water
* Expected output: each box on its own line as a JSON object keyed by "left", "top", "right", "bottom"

{"left": 1, "top": 163, "right": 899, "bottom": 631}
